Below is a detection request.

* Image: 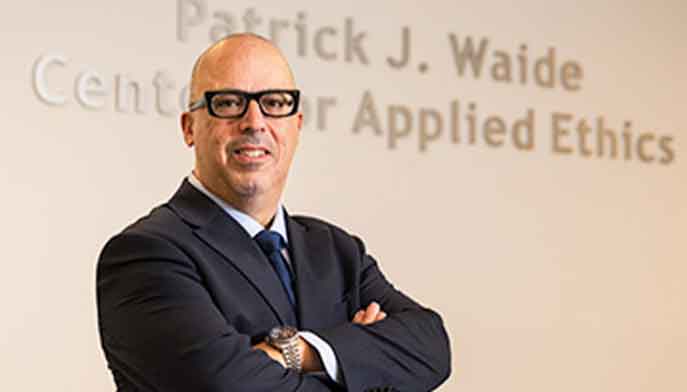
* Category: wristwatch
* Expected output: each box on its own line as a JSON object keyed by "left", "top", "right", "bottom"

{"left": 266, "top": 325, "right": 302, "bottom": 371}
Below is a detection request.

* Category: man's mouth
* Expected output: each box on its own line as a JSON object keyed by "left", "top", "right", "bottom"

{"left": 232, "top": 146, "right": 271, "bottom": 161}
{"left": 236, "top": 149, "right": 268, "bottom": 157}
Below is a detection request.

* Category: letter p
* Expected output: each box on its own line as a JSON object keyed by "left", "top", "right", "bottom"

{"left": 388, "top": 105, "right": 413, "bottom": 149}
{"left": 419, "top": 108, "right": 443, "bottom": 152}
{"left": 177, "top": 0, "right": 207, "bottom": 42}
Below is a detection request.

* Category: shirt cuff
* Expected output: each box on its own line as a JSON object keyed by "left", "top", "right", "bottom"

{"left": 300, "top": 331, "right": 341, "bottom": 384}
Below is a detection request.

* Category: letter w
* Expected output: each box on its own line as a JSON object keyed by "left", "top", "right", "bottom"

{"left": 448, "top": 34, "right": 489, "bottom": 78}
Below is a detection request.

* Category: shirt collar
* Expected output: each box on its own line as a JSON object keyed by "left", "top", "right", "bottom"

{"left": 187, "top": 173, "right": 289, "bottom": 244}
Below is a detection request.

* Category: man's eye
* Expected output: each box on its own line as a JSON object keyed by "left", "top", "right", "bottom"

{"left": 215, "top": 99, "right": 242, "bottom": 108}
{"left": 263, "top": 98, "right": 292, "bottom": 108}
{"left": 264, "top": 99, "right": 283, "bottom": 108}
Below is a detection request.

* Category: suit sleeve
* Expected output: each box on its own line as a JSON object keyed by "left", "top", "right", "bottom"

{"left": 96, "top": 231, "right": 338, "bottom": 392}
{"left": 315, "top": 236, "right": 452, "bottom": 392}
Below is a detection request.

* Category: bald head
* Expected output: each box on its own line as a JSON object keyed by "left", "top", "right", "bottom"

{"left": 188, "top": 34, "right": 296, "bottom": 105}
{"left": 180, "top": 33, "right": 303, "bottom": 227}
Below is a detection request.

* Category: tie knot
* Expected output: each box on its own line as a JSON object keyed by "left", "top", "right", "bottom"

{"left": 255, "top": 230, "right": 285, "bottom": 255}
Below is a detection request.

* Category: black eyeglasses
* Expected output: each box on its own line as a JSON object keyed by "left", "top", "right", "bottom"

{"left": 188, "top": 89, "right": 300, "bottom": 119}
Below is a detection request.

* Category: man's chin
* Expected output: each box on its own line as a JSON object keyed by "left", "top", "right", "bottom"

{"left": 231, "top": 178, "right": 267, "bottom": 199}
{"left": 235, "top": 184, "right": 260, "bottom": 198}
{"left": 224, "top": 172, "right": 283, "bottom": 201}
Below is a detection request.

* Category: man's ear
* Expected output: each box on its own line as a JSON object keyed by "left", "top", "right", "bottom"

{"left": 180, "top": 112, "right": 195, "bottom": 147}
{"left": 296, "top": 111, "right": 303, "bottom": 131}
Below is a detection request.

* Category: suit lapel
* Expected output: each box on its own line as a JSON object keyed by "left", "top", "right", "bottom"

{"left": 168, "top": 180, "right": 296, "bottom": 326}
{"left": 287, "top": 214, "right": 340, "bottom": 329}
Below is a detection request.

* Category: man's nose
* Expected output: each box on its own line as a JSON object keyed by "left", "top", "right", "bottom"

{"left": 239, "top": 100, "right": 266, "bottom": 132}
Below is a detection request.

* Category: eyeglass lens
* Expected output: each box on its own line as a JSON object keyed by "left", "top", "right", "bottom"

{"left": 210, "top": 92, "right": 296, "bottom": 117}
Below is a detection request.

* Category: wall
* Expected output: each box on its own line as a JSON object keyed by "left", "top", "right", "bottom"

{"left": 1, "top": 1, "right": 685, "bottom": 390}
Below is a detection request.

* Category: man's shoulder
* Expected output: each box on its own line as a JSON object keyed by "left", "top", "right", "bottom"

{"left": 120, "top": 203, "right": 184, "bottom": 237}
{"left": 101, "top": 201, "right": 190, "bottom": 255}
{"left": 290, "top": 214, "right": 364, "bottom": 247}
{"left": 290, "top": 214, "right": 345, "bottom": 233}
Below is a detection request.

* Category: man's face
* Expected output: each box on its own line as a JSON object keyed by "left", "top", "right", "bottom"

{"left": 182, "top": 40, "right": 302, "bottom": 207}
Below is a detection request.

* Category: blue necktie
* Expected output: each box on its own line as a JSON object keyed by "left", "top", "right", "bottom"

{"left": 254, "top": 230, "right": 296, "bottom": 307}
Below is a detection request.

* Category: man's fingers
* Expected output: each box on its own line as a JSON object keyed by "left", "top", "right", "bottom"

{"left": 352, "top": 310, "right": 365, "bottom": 324}
{"left": 352, "top": 302, "right": 386, "bottom": 325}
{"left": 253, "top": 342, "right": 286, "bottom": 367}
{"left": 362, "top": 302, "right": 381, "bottom": 324}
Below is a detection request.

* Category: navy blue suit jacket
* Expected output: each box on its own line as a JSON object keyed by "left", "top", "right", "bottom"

{"left": 96, "top": 180, "right": 451, "bottom": 391}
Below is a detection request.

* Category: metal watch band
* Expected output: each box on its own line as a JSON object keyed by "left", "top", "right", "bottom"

{"left": 281, "top": 339, "right": 302, "bottom": 371}
{"left": 266, "top": 326, "right": 302, "bottom": 371}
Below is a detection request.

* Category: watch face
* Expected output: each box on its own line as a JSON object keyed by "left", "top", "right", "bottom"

{"left": 269, "top": 326, "right": 298, "bottom": 343}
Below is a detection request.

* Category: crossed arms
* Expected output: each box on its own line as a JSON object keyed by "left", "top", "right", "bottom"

{"left": 97, "top": 227, "right": 451, "bottom": 391}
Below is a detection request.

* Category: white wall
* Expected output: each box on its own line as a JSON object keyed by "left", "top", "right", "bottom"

{"left": 1, "top": 1, "right": 685, "bottom": 390}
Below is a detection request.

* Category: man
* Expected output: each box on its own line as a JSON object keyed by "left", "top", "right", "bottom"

{"left": 97, "top": 33, "right": 451, "bottom": 391}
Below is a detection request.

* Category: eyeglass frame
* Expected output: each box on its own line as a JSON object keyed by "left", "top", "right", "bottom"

{"left": 188, "top": 89, "right": 301, "bottom": 119}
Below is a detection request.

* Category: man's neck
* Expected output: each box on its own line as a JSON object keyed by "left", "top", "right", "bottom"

{"left": 233, "top": 198, "right": 278, "bottom": 228}
{"left": 193, "top": 172, "right": 279, "bottom": 228}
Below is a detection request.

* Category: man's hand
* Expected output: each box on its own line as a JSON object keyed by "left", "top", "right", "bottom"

{"left": 298, "top": 337, "right": 324, "bottom": 372}
{"left": 253, "top": 301, "right": 386, "bottom": 372}
{"left": 352, "top": 301, "right": 387, "bottom": 325}
{"left": 253, "top": 338, "right": 323, "bottom": 373}
{"left": 253, "top": 341, "right": 286, "bottom": 367}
